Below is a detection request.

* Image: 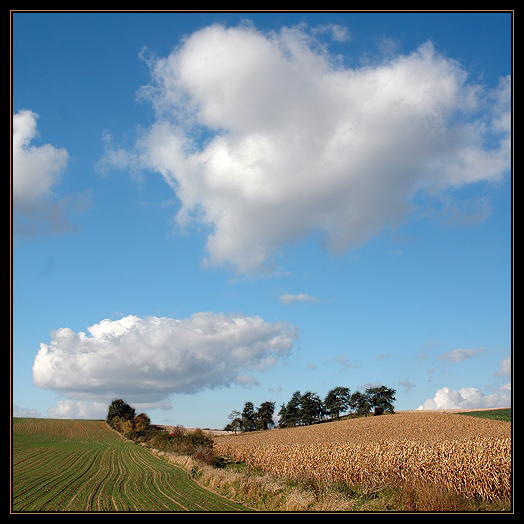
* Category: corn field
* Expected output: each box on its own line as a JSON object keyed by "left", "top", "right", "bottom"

{"left": 214, "top": 412, "right": 511, "bottom": 501}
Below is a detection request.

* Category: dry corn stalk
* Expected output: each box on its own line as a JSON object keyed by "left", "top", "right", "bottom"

{"left": 214, "top": 412, "right": 511, "bottom": 501}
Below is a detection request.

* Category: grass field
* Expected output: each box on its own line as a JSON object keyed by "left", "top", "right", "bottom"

{"left": 213, "top": 411, "right": 511, "bottom": 504}
{"left": 458, "top": 408, "right": 511, "bottom": 423}
{"left": 12, "top": 418, "right": 249, "bottom": 512}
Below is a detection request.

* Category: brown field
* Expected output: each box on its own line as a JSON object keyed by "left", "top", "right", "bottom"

{"left": 213, "top": 412, "right": 511, "bottom": 501}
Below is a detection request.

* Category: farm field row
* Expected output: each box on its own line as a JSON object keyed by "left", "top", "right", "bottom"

{"left": 214, "top": 411, "right": 512, "bottom": 501}
{"left": 12, "top": 418, "right": 248, "bottom": 512}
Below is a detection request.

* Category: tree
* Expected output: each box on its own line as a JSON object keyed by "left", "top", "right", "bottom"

{"left": 349, "top": 391, "right": 371, "bottom": 417}
{"left": 109, "top": 415, "right": 125, "bottom": 432}
{"left": 133, "top": 412, "right": 151, "bottom": 437}
{"left": 134, "top": 412, "right": 151, "bottom": 427}
{"left": 224, "top": 417, "right": 241, "bottom": 433}
{"left": 107, "top": 399, "right": 135, "bottom": 424}
{"left": 241, "top": 401, "right": 256, "bottom": 432}
{"left": 226, "top": 410, "right": 242, "bottom": 433}
{"left": 122, "top": 419, "right": 135, "bottom": 439}
{"left": 284, "top": 390, "right": 303, "bottom": 427}
{"left": 255, "top": 401, "right": 276, "bottom": 430}
{"left": 300, "top": 391, "right": 323, "bottom": 425}
{"left": 366, "top": 385, "right": 396, "bottom": 415}
{"left": 277, "top": 403, "right": 288, "bottom": 428}
{"left": 324, "top": 386, "right": 350, "bottom": 420}
{"left": 277, "top": 391, "right": 302, "bottom": 428}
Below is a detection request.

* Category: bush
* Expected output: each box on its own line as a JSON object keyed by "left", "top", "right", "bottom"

{"left": 150, "top": 432, "right": 170, "bottom": 450}
{"left": 147, "top": 427, "right": 215, "bottom": 462}
{"left": 192, "top": 445, "right": 216, "bottom": 466}
{"left": 187, "top": 428, "right": 214, "bottom": 449}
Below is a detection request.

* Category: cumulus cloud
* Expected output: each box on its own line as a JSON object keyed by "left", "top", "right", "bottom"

{"left": 279, "top": 293, "right": 320, "bottom": 305}
{"left": 104, "top": 22, "right": 510, "bottom": 273}
{"left": 33, "top": 313, "right": 297, "bottom": 404}
{"left": 417, "top": 385, "right": 511, "bottom": 410}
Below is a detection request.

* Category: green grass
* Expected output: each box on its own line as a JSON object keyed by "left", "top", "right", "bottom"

{"left": 458, "top": 408, "right": 511, "bottom": 423}
{"left": 12, "top": 418, "right": 250, "bottom": 512}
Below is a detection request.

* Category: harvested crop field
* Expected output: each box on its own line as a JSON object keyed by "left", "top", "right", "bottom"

{"left": 213, "top": 412, "right": 511, "bottom": 501}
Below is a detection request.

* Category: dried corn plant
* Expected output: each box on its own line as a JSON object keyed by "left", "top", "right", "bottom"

{"left": 214, "top": 412, "right": 511, "bottom": 501}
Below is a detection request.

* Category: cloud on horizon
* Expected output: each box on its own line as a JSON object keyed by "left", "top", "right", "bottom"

{"left": 32, "top": 313, "right": 298, "bottom": 405}
{"left": 418, "top": 354, "right": 511, "bottom": 410}
{"left": 13, "top": 404, "right": 42, "bottom": 418}
{"left": 417, "top": 384, "right": 511, "bottom": 410}
{"left": 103, "top": 22, "right": 511, "bottom": 274}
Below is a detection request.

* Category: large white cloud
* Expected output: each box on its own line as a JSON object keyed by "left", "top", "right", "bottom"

{"left": 106, "top": 22, "right": 511, "bottom": 273}
{"left": 32, "top": 313, "right": 297, "bottom": 404}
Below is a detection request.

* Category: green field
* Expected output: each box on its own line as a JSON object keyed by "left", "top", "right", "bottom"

{"left": 12, "top": 418, "right": 249, "bottom": 512}
{"left": 458, "top": 408, "right": 512, "bottom": 423}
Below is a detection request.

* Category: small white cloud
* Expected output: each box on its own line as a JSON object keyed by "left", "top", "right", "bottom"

{"left": 279, "top": 293, "right": 320, "bottom": 305}
{"left": 495, "top": 356, "right": 511, "bottom": 377}
{"left": 417, "top": 385, "right": 510, "bottom": 410}
{"left": 398, "top": 379, "right": 416, "bottom": 392}
{"left": 329, "top": 353, "right": 358, "bottom": 372}
{"left": 33, "top": 313, "right": 297, "bottom": 404}
{"left": 439, "top": 347, "right": 486, "bottom": 362}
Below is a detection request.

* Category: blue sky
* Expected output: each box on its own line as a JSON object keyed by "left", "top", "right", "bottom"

{"left": 12, "top": 11, "right": 512, "bottom": 428}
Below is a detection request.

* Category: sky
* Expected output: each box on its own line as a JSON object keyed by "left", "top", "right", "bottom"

{"left": 12, "top": 11, "right": 512, "bottom": 429}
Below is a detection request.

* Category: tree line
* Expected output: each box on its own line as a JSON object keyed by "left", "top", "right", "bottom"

{"left": 224, "top": 385, "right": 396, "bottom": 432}
{"left": 105, "top": 399, "right": 216, "bottom": 465}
